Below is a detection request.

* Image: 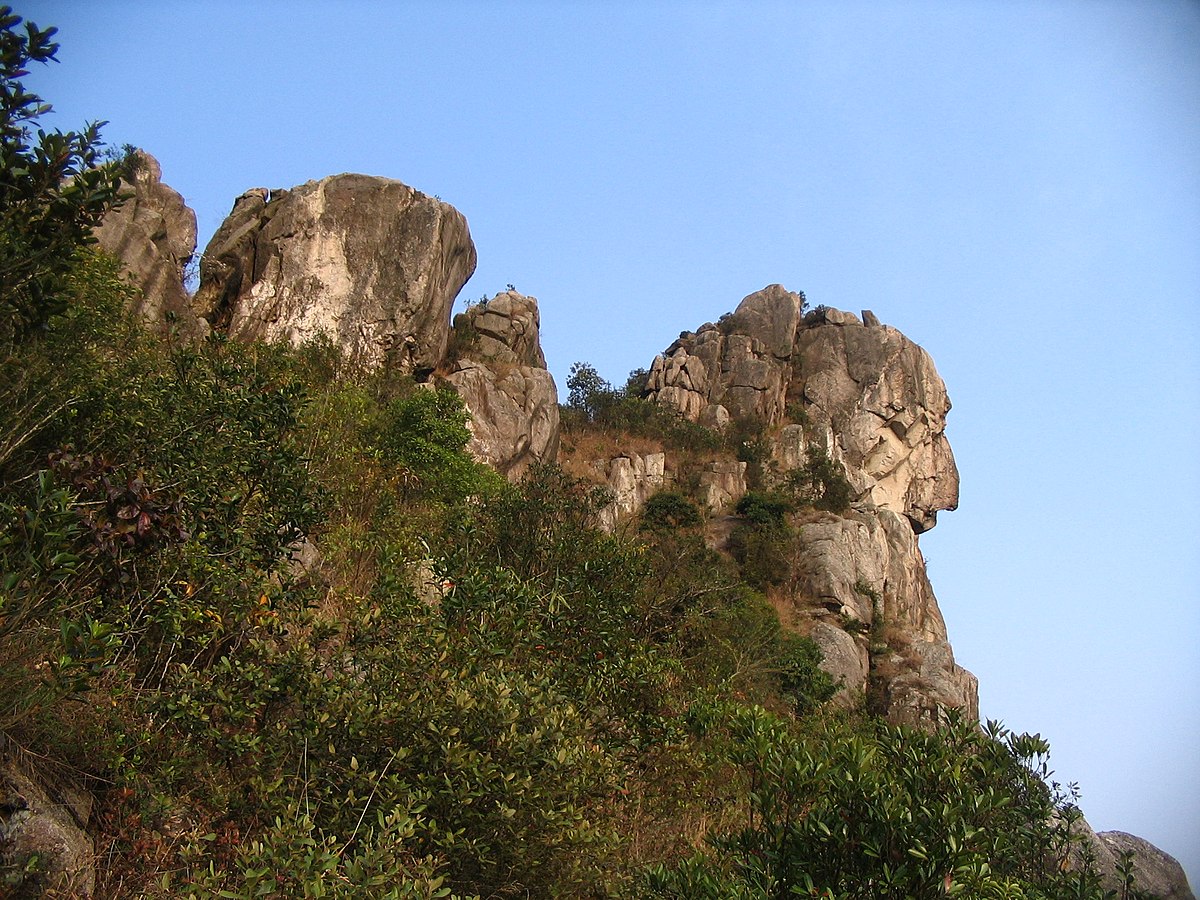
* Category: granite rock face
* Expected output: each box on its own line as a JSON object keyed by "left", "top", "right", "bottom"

{"left": 592, "top": 452, "right": 666, "bottom": 531}
{"left": 92, "top": 151, "right": 206, "bottom": 335}
{"left": 791, "top": 307, "right": 958, "bottom": 534}
{"left": 442, "top": 292, "right": 559, "bottom": 478}
{"left": 646, "top": 292, "right": 958, "bottom": 534}
{"left": 643, "top": 288, "right": 973, "bottom": 725}
{"left": 1097, "top": 831, "right": 1196, "bottom": 900}
{"left": 193, "top": 174, "right": 477, "bottom": 374}
{"left": 788, "top": 508, "right": 977, "bottom": 720}
{"left": 646, "top": 284, "right": 803, "bottom": 425}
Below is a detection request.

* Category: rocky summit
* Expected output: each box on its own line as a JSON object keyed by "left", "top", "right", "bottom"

{"left": 638, "top": 286, "right": 975, "bottom": 725}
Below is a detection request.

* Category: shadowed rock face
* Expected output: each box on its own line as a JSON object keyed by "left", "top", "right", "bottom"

{"left": 442, "top": 291, "right": 560, "bottom": 478}
{"left": 193, "top": 174, "right": 477, "bottom": 374}
{"left": 92, "top": 151, "right": 206, "bottom": 335}
{"left": 0, "top": 758, "right": 94, "bottom": 898}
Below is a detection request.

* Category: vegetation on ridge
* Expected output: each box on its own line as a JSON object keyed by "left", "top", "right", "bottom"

{"left": 0, "top": 8, "right": 1150, "bottom": 898}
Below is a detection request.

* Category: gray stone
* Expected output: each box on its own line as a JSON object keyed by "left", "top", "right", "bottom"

{"left": 456, "top": 290, "right": 547, "bottom": 368}
{"left": 93, "top": 150, "right": 206, "bottom": 335}
{"left": 1098, "top": 831, "right": 1195, "bottom": 899}
{"left": 594, "top": 452, "right": 666, "bottom": 531}
{"left": 792, "top": 320, "right": 959, "bottom": 533}
{"left": 645, "top": 285, "right": 806, "bottom": 425}
{"left": 807, "top": 620, "right": 868, "bottom": 706}
{"left": 698, "top": 460, "right": 747, "bottom": 512}
{"left": 0, "top": 758, "right": 94, "bottom": 897}
{"left": 444, "top": 362, "right": 559, "bottom": 480}
{"left": 194, "top": 174, "right": 476, "bottom": 374}
{"left": 442, "top": 292, "right": 559, "bottom": 479}
{"left": 638, "top": 289, "right": 975, "bottom": 724}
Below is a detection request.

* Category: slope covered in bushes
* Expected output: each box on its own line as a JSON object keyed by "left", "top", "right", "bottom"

{"left": 0, "top": 8, "right": 1159, "bottom": 896}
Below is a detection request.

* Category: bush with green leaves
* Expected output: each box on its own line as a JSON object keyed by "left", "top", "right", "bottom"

{"left": 0, "top": 6, "right": 128, "bottom": 342}
{"left": 640, "top": 490, "right": 703, "bottom": 532}
{"left": 563, "top": 360, "right": 722, "bottom": 451}
{"left": 647, "top": 708, "right": 1145, "bottom": 899}
{"left": 728, "top": 492, "right": 793, "bottom": 590}
{"left": 783, "top": 445, "right": 854, "bottom": 513}
{"left": 371, "top": 386, "right": 502, "bottom": 503}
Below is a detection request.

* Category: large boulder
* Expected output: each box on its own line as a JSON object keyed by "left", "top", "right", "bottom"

{"left": 442, "top": 292, "right": 559, "bottom": 478}
{"left": 646, "top": 284, "right": 804, "bottom": 425}
{"left": 92, "top": 150, "right": 206, "bottom": 335}
{"left": 1097, "top": 831, "right": 1195, "bottom": 900}
{"left": 646, "top": 294, "right": 958, "bottom": 534}
{"left": 592, "top": 452, "right": 666, "bottom": 531}
{"left": 193, "top": 174, "right": 477, "bottom": 374}
{"left": 787, "top": 507, "right": 977, "bottom": 721}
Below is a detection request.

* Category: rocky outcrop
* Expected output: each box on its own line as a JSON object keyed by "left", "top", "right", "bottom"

{"left": 791, "top": 307, "right": 958, "bottom": 534}
{"left": 593, "top": 452, "right": 666, "bottom": 531}
{"left": 642, "top": 289, "right": 973, "bottom": 725}
{"left": 1097, "top": 831, "right": 1195, "bottom": 900}
{"left": 646, "top": 284, "right": 804, "bottom": 425}
{"left": 193, "top": 174, "right": 477, "bottom": 374}
{"left": 646, "top": 293, "right": 958, "bottom": 535}
{"left": 442, "top": 292, "right": 559, "bottom": 478}
{"left": 788, "top": 508, "right": 977, "bottom": 721}
{"left": 0, "top": 756, "right": 94, "bottom": 897}
{"left": 698, "top": 460, "right": 748, "bottom": 513}
{"left": 93, "top": 150, "right": 206, "bottom": 335}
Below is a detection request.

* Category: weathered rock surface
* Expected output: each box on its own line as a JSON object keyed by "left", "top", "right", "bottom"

{"left": 791, "top": 307, "right": 958, "bottom": 534}
{"left": 642, "top": 289, "right": 974, "bottom": 724}
{"left": 647, "top": 292, "right": 958, "bottom": 534}
{"left": 1097, "top": 831, "right": 1196, "bottom": 900}
{"left": 0, "top": 756, "right": 94, "bottom": 897}
{"left": 646, "top": 284, "right": 803, "bottom": 425}
{"left": 788, "top": 508, "right": 977, "bottom": 720}
{"left": 93, "top": 150, "right": 206, "bottom": 335}
{"left": 193, "top": 174, "right": 477, "bottom": 374}
{"left": 442, "top": 292, "right": 559, "bottom": 478}
{"left": 592, "top": 452, "right": 666, "bottom": 531}
{"left": 698, "top": 460, "right": 748, "bottom": 513}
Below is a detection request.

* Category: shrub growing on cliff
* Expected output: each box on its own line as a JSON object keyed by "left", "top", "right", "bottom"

{"left": 784, "top": 445, "right": 854, "bottom": 513}
{"left": 563, "top": 360, "right": 722, "bottom": 451}
{"left": 640, "top": 490, "right": 703, "bottom": 532}
{"left": 371, "top": 386, "right": 502, "bottom": 503}
{"left": 729, "top": 492, "right": 792, "bottom": 590}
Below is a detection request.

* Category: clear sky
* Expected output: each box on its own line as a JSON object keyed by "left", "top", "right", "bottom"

{"left": 24, "top": 0, "right": 1200, "bottom": 881}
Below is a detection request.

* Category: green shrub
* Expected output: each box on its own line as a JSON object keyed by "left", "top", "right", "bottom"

{"left": 563, "top": 360, "right": 722, "bottom": 451}
{"left": 372, "top": 387, "right": 501, "bottom": 503}
{"left": 734, "top": 491, "right": 791, "bottom": 527}
{"left": 783, "top": 445, "right": 854, "bottom": 513}
{"left": 0, "top": 7, "right": 127, "bottom": 342}
{"left": 640, "top": 491, "right": 703, "bottom": 532}
{"left": 647, "top": 709, "right": 1138, "bottom": 899}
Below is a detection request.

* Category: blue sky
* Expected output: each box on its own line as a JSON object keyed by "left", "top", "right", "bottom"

{"left": 25, "top": 0, "right": 1200, "bottom": 880}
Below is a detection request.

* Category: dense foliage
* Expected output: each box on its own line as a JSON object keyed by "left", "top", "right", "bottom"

{"left": 0, "top": 5, "right": 127, "bottom": 341}
{"left": 0, "top": 13, "right": 1147, "bottom": 898}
